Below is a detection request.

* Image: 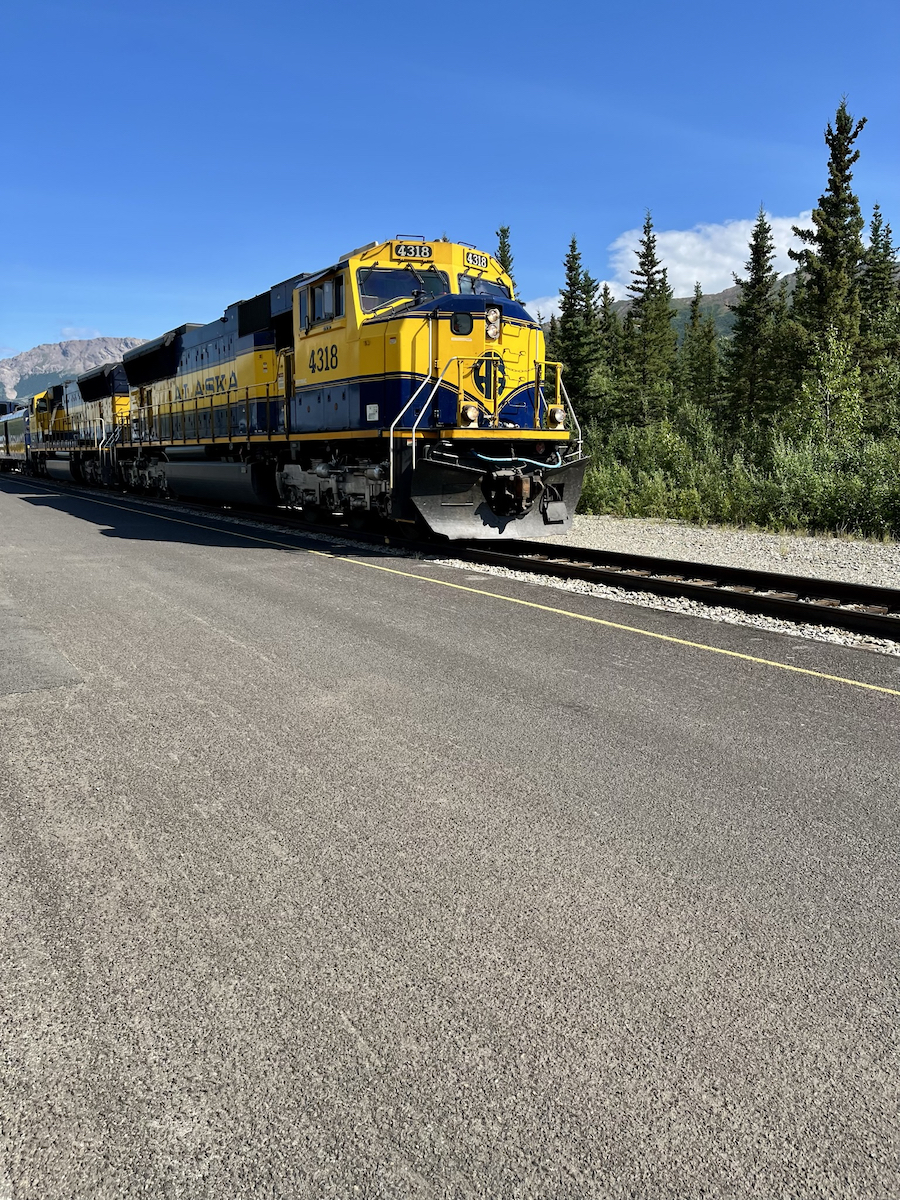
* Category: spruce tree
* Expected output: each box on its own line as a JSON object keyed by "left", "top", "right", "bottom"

{"left": 725, "top": 207, "right": 780, "bottom": 424}
{"left": 860, "top": 204, "right": 899, "bottom": 338}
{"left": 597, "top": 284, "right": 622, "bottom": 376}
{"left": 859, "top": 204, "right": 900, "bottom": 427}
{"left": 571, "top": 283, "right": 622, "bottom": 423}
{"left": 495, "top": 225, "right": 516, "bottom": 295}
{"left": 767, "top": 281, "right": 807, "bottom": 414}
{"left": 697, "top": 311, "right": 722, "bottom": 410}
{"left": 789, "top": 99, "right": 867, "bottom": 347}
{"left": 553, "top": 236, "right": 601, "bottom": 412}
{"left": 545, "top": 313, "right": 561, "bottom": 364}
{"left": 679, "top": 283, "right": 721, "bottom": 409}
{"left": 579, "top": 267, "right": 603, "bottom": 393}
{"left": 622, "top": 211, "right": 677, "bottom": 423}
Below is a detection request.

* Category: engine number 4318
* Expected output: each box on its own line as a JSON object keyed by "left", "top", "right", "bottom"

{"left": 309, "top": 345, "right": 338, "bottom": 373}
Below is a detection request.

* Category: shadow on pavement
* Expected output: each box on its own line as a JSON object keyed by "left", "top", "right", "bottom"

{"left": 0, "top": 476, "right": 395, "bottom": 559}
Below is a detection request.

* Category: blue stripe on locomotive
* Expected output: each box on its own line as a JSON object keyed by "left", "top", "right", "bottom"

{"left": 147, "top": 376, "right": 537, "bottom": 439}
{"left": 286, "top": 375, "right": 537, "bottom": 436}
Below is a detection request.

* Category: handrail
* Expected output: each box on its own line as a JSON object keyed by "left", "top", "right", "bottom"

{"left": 558, "top": 375, "right": 583, "bottom": 458}
{"left": 409, "top": 357, "right": 465, "bottom": 472}
{"left": 388, "top": 314, "right": 433, "bottom": 487}
{"left": 98, "top": 424, "right": 121, "bottom": 451}
{"left": 401, "top": 354, "right": 480, "bottom": 474}
{"left": 407, "top": 353, "right": 497, "bottom": 470}
{"left": 536, "top": 360, "right": 583, "bottom": 458}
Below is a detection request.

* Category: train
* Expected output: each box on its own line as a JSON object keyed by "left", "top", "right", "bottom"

{"left": 0, "top": 237, "right": 587, "bottom": 539}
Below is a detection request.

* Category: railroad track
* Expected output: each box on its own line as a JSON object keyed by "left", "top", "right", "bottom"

{"left": 463, "top": 540, "right": 900, "bottom": 641}
{"left": 6, "top": 474, "right": 900, "bottom": 641}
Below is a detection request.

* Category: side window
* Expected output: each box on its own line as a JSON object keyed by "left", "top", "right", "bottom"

{"left": 310, "top": 277, "right": 343, "bottom": 325}
{"left": 299, "top": 288, "right": 308, "bottom": 329}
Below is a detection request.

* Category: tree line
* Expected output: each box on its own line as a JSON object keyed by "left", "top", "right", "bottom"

{"left": 499, "top": 101, "right": 900, "bottom": 536}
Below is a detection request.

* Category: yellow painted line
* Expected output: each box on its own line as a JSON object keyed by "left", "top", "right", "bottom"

{"left": 306, "top": 555, "right": 900, "bottom": 697}
{"left": 10, "top": 478, "right": 900, "bottom": 698}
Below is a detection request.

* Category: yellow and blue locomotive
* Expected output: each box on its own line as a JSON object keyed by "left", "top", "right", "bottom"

{"left": 1, "top": 238, "right": 587, "bottom": 538}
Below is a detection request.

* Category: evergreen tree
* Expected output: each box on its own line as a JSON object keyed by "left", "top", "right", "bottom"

{"left": 545, "top": 313, "right": 561, "bottom": 364}
{"left": 860, "top": 204, "right": 899, "bottom": 338}
{"left": 597, "top": 284, "right": 622, "bottom": 376}
{"left": 579, "top": 266, "right": 603, "bottom": 392}
{"left": 767, "top": 281, "right": 808, "bottom": 414}
{"left": 859, "top": 204, "right": 900, "bottom": 427}
{"left": 621, "top": 211, "right": 677, "bottom": 423}
{"left": 789, "top": 99, "right": 867, "bottom": 347}
{"left": 553, "top": 236, "right": 601, "bottom": 411}
{"left": 495, "top": 225, "right": 516, "bottom": 295}
{"left": 678, "top": 283, "right": 721, "bottom": 409}
{"left": 725, "top": 207, "right": 780, "bottom": 424}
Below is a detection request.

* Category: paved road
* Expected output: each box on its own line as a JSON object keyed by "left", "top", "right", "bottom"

{"left": 1, "top": 476, "right": 898, "bottom": 1199}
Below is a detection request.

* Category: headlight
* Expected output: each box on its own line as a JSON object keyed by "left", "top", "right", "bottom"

{"left": 462, "top": 403, "right": 479, "bottom": 426}
{"left": 485, "top": 306, "right": 501, "bottom": 340}
{"left": 548, "top": 406, "right": 566, "bottom": 428}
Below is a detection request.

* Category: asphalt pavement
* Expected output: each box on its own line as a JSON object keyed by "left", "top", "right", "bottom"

{"left": 1, "top": 476, "right": 898, "bottom": 1199}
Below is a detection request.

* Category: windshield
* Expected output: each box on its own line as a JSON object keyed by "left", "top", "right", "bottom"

{"left": 458, "top": 275, "right": 512, "bottom": 300}
{"left": 357, "top": 266, "right": 450, "bottom": 312}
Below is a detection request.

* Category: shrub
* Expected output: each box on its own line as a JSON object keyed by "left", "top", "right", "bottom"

{"left": 577, "top": 400, "right": 900, "bottom": 538}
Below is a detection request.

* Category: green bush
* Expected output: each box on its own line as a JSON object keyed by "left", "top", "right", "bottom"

{"left": 576, "top": 401, "right": 900, "bottom": 538}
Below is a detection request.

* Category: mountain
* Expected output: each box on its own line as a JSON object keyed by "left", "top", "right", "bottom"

{"left": 613, "top": 272, "right": 799, "bottom": 340}
{"left": 0, "top": 337, "right": 145, "bottom": 401}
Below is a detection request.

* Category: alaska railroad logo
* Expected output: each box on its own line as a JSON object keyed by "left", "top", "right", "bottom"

{"left": 473, "top": 351, "right": 506, "bottom": 398}
{"left": 175, "top": 372, "right": 239, "bottom": 401}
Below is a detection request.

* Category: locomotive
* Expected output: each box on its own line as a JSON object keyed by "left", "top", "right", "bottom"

{"left": 0, "top": 238, "right": 586, "bottom": 539}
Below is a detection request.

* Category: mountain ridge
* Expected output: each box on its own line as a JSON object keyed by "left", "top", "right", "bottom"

{"left": 0, "top": 337, "right": 145, "bottom": 401}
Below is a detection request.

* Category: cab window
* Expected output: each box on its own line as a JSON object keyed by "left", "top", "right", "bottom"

{"left": 458, "top": 275, "right": 512, "bottom": 300}
{"left": 357, "top": 266, "right": 450, "bottom": 313}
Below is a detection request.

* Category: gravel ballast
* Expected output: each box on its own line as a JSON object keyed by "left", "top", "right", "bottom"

{"left": 546, "top": 514, "right": 900, "bottom": 589}
{"left": 433, "top": 516, "right": 900, "bottom": 659}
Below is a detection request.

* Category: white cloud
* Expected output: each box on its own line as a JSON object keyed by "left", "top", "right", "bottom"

{"left": 523, "top": 280, "right": 620, "bottom": 320}
{"left": 61, "top": 325, "right": 102, "bottom": 340}
{"left": 608, "top": 212, "right": 811, "bottom": 298}
{"left": 522, "top": 294, "right": 562, "bottom": 320}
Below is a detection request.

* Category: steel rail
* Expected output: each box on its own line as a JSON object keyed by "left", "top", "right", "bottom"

{"left": 462, "top": 539, "right": 900, "bottom": 640}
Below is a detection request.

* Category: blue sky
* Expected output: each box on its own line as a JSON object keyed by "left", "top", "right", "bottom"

{"left": 2, "top": 0, "right": 898, "bottom": 355}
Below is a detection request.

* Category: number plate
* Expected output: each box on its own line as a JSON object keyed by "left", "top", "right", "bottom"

{"left": 464, "top": 250, "right": 489, "bottom": 270}
{"left": 393, "top": 243, "right": 433, "bottom": 260}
